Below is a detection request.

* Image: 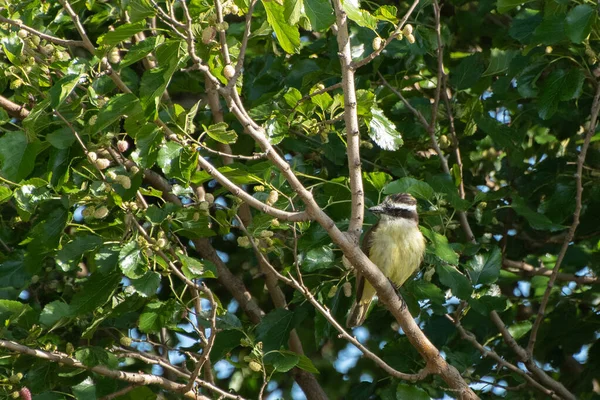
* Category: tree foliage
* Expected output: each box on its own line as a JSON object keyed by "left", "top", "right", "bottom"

{"left": 0, "top": 0, "right": 599, "bottom": 399}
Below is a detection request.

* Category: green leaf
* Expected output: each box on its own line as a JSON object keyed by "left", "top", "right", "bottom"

{"left": 342, "top": 0, "right": 377, "bottom": 30}
{"left": 173, "top": 209, "right": 215, "bottom": 239}
{"left": 0, "top": 34, "right": 23, "bottom": 65}
{"left": 204, "top": 122, "right": 238, "bottom": 144}
{"left": 75, "top": 346, "right": 118, "bottom": 368}
{"left": 157, "top": 142, "right": 197, "bottom": 184}
{"left": 483, "top": 49, "right": 517, "bottom": 77}
{"left": 533, "top": 14, "right": 566, "bottom": 45}
{"left": 48, "top": 74, "right": 81, "bottom": 109}
{"left": 256, "top": 309, "right": 294, "bottom": 351}
{"left": 97, "top": 21, "right": 147, "bottom": 46}
{"left": 469, "top": 295, "right": 507, "bottom": 315}
{"left": 373, "top": 5, "right": 398, "bottom": 24}
{"left": 436, "top": 264, "right": 472, "bottom": 300}
{"left": 304, "top": 0, "right": 335, "bottom": 31}
{"left": 421, "top": 227, "right": 459, "bottom": 265}
{"left": 118, "top": 240, "right": 147, "bottom": 279}
{"left": 428, "top": 174, "right": 471, "bottom": 211}
{"left": 364, "top": 171, "right": 391, "bottom": 192}
{"left": 131, "top": 124, "right": 163, "bottom": 168}
{"left": 296, "top": 354, "right": 320, "bottom": 373}
{"left": 367, "top": 106, "right": 403, "bottom": 151}
{"left": 467, "top": 247, "right": 501, "bottom": 285}
{"left": 396, "top": 383, "right": 431, "bottom": 400}
{"left": 449, "top": 54, "right": 484, "bottom": 90}
{"left": 509, "top": 12, "right": 542, "bottom": 44}
{"left": 283, "top": 0, "right": 302, "bottom": 25}
{"left": 130, "top": 271, "right": 161, "bottom": 297}
{"left": 0, "top": 131, "right": 41, "bottom": 182}
{"left": 56, "top": 234, "right": 104, "bottom": 272}
{"left": 178, "top": 253, "right": 218, "bottom": 279}
{"left": 538, "top": 69, "right": 585, "bottom": 120}
{"left": 121, "top": 35, "right": 165, "bottom": 67}
{"left": 0, "top": 186, "right": 12, "bottom": 204}
{"left": 139, "top": 300, "right": 183, "bottom": 333}
{"left": 0, "top": 256, "right": 31, "bottom": 288}
{"left": 511, "top": 196, "right": 564, "bottom": 231}
{"left": 92, "top": 93, "right": 141, "bottom": 134}
{"left": 46, "top": 128, "right": 76, "bottom": 149}
{"left": 508, "top": 321, "right": 532, "bottom": 340}
{"left": 384, "top": 177, "right": 434, "bottom": 200}
{"left": 139, "top": 58, "right": 180, "bottom": 118}
{"left": 265, "top": 350, "right": 299, "bottom": 372}
{"left": 0, "top": 300, "right": 32, "bottom": 325}
{"left": 39, "top": 301, "right": 72, "bottom": 327}
{"left": 565, "top": 5, "right": 595, "bottom": 43}
{"left": 128, "top": 0, "right": 156, "bottom": 22}
{"left": 263, "top": 0, "right": 301, "bottom": 54}
{"left": 301, "top": 245, "right": 334, "bottom": 272}
{"left": 70, "top": 272, "right": 121, "bottom": 315}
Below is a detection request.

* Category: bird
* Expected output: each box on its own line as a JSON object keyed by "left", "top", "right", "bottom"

{"left": 346, "top": 193, "right": 426, "bottom": 327}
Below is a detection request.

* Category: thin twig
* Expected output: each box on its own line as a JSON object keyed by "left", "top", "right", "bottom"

{"left": 527, "top": 82, "right": 600, "bottom": 356}
{"left": 503, "top": 259, "right": 598, "bottom": 285}
{"left": 489, "top": 311, "right": 574, "bottom": 400}
{"left": 446, "top": 314, "right": 560, "bottom": 399}
{"left": 0, "top": 339, "right": 214, "bottom": 400}
{"left": 352, "top": 0, "right": 421, "bottom": 69}
{"left": 0, "top": 13, "right": 87, "bottom": 47}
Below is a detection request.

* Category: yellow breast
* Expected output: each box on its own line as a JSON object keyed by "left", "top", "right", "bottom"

{"left": 368, "top": 218, "right": 426, "bottom": 287}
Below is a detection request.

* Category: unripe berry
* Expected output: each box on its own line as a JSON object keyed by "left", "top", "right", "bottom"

{"left": 18, "top": 29, "right": 28, "bottom": 39}
{"left": 372, "top": 36, "right": 382, "bottom": 51}
{"left": 402, "top": 24, "right": 413, "bottom": 36}
{"left": 108, "top": 47, "right": 121, "bottom": 64}
{"left": 82, "top": 207, "right": 95, "bottom": 218}
{"left": 95, "top": 158, "right": 110, "bottom": 170}
{"left": 120, "top": 336, "right": 133, "bottom": 346}
{"left": 224, "top": 65, "right": 235, "bottom": 80}
{"left": 107, "top": 170, "right": 117, "bottom": 180}
{"left": 266, "top": 190, "right": 278, "bottom": 206}
{"left": 156, "top": 238, "right": 167, "bottom": 248}
{"left": 115, "top": 175, "right": 132, "bottom": 189}
{"left": 117, "top": 140, "right": 129, "bottom": 152}
{"left": 93, "top": 206, "right": 109, "bottom": 219}
{"left": 31, "top": 35, "right": 40, "bottom": 46}
{"left": 343, "top": 282, "right": 352, "bottom": 297}
{"left": 249, "top": 361, "right": 262, "bottom": 372}
{"left": 406, "top": 34, "right": 416, "bottom": 44}
{"left": 8, "top": 372, "right": 23, "bottom": 383}
{"left": 327, "top": 285, "right": 337, "bottom": 298}
{"left": 205, "top": 193, "right": 214, "bottom": 204}
{"left": 202, "top": 26, "right": 216, "bottom": 44}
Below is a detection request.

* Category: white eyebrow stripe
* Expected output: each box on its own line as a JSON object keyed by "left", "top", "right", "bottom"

{"left": 388, "top": 204, "right": 417, "bottom": 212}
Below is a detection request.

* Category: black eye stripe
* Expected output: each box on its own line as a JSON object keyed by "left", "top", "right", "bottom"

{"left": 384, "top": 208, "right": 418, "bottom": 221}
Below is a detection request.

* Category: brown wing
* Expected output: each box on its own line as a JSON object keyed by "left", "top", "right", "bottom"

{"left": 353, "top": 222, "right": 377, "bottom": 309}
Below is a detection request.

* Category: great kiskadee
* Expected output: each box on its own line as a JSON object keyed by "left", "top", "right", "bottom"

{"left": 346, "top": 193, "right": 426, "bottom": 327}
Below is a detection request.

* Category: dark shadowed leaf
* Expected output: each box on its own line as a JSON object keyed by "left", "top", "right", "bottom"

{"left": 256, "top": 309, "right": 294, "bottom": 351}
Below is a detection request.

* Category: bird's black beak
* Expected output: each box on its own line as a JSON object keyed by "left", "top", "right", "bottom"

{"left": 369, "top": 204, "right": 385, "bottom": 214}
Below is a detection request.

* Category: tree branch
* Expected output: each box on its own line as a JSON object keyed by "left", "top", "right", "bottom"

{"left": 332, "top": 0, "right": 364, "bottom": 243}
{"left": 527, "top": 82, "right": 600, "bottom": 356}
{"left": 0, "top": 339, "right": 220, "bottom": 400}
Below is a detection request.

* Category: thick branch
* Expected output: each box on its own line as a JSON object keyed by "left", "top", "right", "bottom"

{"left": 332, "top": 0, "right": 364, "bottom": 243}
{"left": 0, "top": 95, "right": 30, "bottom": 119}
